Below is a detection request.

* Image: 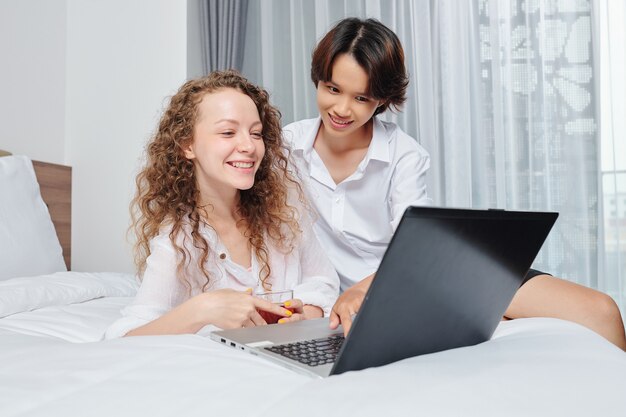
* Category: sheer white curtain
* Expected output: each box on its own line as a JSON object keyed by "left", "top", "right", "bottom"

{"left": 240, "top": 0, "right": 625, "bottom": 310}
{"left": 478, "top": 1, "right": 600, "bottom": 286}
{"left": 598, "top": 0, "right": 626, "bottom": 312}
{"left": 241, "top": 0, "right": 449, "bottom": 197}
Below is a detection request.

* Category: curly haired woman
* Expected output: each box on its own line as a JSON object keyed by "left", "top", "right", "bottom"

{"left": 105, "top": 71, "right": 339, "bottom": 338}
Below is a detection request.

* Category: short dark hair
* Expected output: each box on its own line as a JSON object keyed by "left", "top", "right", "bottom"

{"left": 310, "top": 17, "right": 409, "bottom": 116}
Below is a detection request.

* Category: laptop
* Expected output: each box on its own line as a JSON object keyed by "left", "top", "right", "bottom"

{"left": 211, "top": 206, "right": 558, "bottom": 378}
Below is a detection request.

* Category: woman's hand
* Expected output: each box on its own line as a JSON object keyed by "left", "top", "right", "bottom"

{"left": 195, "top": 288, "right": 293, "bottom": 329}
{"left": 124, "top": 288, "right": 293, "bottom": 336}
{"left": 276, "top": 298, "right": 323, "bottom": 323}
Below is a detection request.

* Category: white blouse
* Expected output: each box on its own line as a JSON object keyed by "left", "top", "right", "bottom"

{"left": 105, "top": 204, "right": 339, "bottom": 338}
{"left": 283, "top": 117, "right": 432, "bottom": 291}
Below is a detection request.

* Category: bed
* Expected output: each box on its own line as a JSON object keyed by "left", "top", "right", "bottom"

{"left": 0, "top": 153, "right": 625, "bottom": 417}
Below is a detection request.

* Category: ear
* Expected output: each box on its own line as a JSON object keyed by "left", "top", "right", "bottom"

{"left": 182, "top": 143, "right": 195, "bottom": 160}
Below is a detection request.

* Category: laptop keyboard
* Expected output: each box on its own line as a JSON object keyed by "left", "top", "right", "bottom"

{"left": 264, "top": 334, "right": 345, "bottom": 367}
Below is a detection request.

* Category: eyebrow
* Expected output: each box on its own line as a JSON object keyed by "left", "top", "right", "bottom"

{"left": 214, "top": 119, "right": 262, "bottom": 127}
{"left": 214, "top": 119, "right": 239, "bottom": 125}
{"left": 327, "top": 79, "right": 370, "bottom": 97}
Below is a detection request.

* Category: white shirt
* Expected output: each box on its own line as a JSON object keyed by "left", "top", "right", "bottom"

{"left": 105, "top": 202, "right": 339, "bottom": 339}
{"left": 283, "top": 117, "right": 432, "bottom": 291}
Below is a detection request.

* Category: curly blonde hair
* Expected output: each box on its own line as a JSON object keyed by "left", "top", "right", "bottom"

{"left": 131, "top": 70, "right": 303, "bottom": 291}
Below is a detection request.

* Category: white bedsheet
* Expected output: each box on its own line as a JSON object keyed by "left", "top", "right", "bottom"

{"left": 0, "top": 272, "right": 624, "bottom": 417}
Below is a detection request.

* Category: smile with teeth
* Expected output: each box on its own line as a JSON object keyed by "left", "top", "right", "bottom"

{"left": 228, "top": 161, "right": 254, "bottom": 169}
{"left": 329, "top": 113, "right": 352, "bottom": 126}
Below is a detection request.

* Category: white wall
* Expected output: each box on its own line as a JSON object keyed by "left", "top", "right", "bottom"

{"left": 0, "top": 1, "right": 189, "bottom": 273}
{"left": 66, "top": 0, "right": 188, "bottom": 272}
{"left": 0, "top": 0, "right": 67, "bottom": 164}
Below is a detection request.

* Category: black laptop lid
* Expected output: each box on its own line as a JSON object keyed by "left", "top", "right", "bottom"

{"left": 330, "top": 206, "right": 558, "bottom": 375}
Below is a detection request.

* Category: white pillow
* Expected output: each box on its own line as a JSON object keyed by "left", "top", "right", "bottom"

{"left": 0, "top": 155, "right": 67, "bottom": 280}
{"left": 0, "top": 271, "right": 138, "bottom": 318}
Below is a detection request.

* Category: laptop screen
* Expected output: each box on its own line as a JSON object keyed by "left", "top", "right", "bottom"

{"left": 330, "top": 206, "right": 557, "bottom": 375}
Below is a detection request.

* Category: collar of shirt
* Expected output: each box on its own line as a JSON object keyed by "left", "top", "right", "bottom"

{"left": 292, "top": 116, "right": 391, "bottom": 189}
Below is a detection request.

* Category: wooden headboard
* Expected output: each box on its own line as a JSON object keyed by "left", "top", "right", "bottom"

{"left": 32, "top": 161, "right": 72, "bottom": 270}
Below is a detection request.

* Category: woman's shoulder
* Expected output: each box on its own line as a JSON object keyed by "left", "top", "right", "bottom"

{"left": 377, "top": 118, "right": 430, "bottom": 159}
{"left": 282, "top": 118, "right": 318, "bottom": 144}
{"left": 147, "top": 222, "right": 177, "bottom": 252}
{"left": 149, "top": 217, "right": 212, "bottom": 251}
{"left": 283, "top": 117, "right": 318, "bottom": 132}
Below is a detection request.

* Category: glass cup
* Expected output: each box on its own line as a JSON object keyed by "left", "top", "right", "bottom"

{"left": 254, "top": 289, "right": 294, "bottom": 324}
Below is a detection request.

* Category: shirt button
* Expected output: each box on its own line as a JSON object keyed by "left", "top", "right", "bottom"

{"left": 335, "top": 197, "right": 341, "bottom": 203}
{"left": 219, "top": 253, "right": 226, "bottom": 260}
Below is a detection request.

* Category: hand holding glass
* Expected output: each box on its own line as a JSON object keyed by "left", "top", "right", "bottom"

{"left": 254, "top": 289, "right": 296, "bottom": 324}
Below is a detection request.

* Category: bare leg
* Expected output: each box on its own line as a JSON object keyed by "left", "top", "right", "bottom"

{"left": 505, "top": 274, "right": 626, "bottom": 351}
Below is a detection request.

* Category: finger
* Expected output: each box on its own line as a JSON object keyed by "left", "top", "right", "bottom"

{"left": 342, "top": 319, "right": 352, "bottom": 337}
{"left": 242, "top": 318, "right": 255, "bottom": 328}
{"left": 338, "top": 308, "right": 354, "bottom": 337}
{"left": 284, "top": 298, "right": 304, "bottom": 314}
{"left": 253, "top": 298, "right": 293, "bottom": 318}
{"left": 329, "top": 309, "right": 340, "bottom": 329}
{"left": 278, "top": 313, "right": 304, "bottom": 324}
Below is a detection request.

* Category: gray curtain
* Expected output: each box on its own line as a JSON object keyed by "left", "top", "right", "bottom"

{"left": 201, "top": 0, "right": 249, "bottom": 73}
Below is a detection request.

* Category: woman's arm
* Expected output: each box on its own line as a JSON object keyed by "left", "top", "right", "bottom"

{"left": 289, "top": 210, "right": 341, "bottom": 318}
{"left": 126, "top": 289, "right": 293, "bottom": 336}
{"left": 107, "top": 234, "right": 292, "bottom": 337}
{"left": 389, "top": 148, "right": 431, "bottom": 229}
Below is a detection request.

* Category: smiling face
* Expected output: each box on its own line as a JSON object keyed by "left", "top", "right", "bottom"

{"left": 316, "top": 53, "right": 382, "bottom": 142}
{"left": 183, "top": 88, "right": 265, "bottom": 202}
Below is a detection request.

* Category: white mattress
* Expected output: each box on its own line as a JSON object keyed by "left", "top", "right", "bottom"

{"left": 1, "top": 272, "right": 624, "bottom": 417}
